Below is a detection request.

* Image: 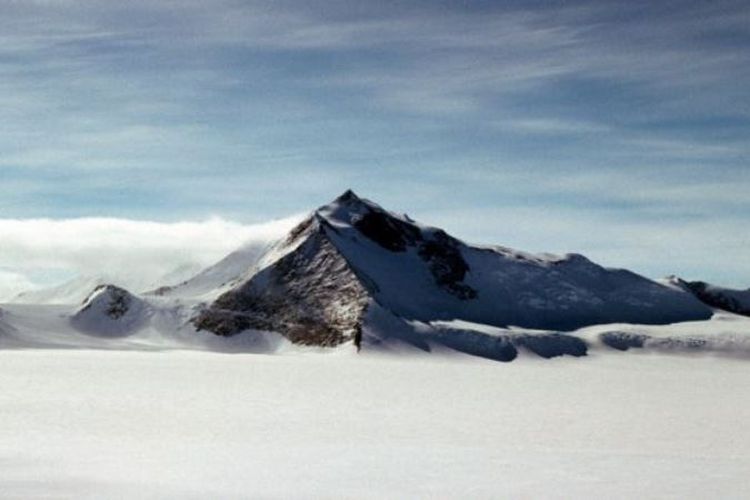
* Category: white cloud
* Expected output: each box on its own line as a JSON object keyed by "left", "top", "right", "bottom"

{"left": 0, "top": 214, "right": 303, "bottom": 300}
{"left": 0, "top": 269, "right": 39, "bottom": 302}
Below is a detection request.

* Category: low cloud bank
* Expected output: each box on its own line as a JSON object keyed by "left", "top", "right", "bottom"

{"left": 0, "top": 215, "right": 302, "bottom": 301}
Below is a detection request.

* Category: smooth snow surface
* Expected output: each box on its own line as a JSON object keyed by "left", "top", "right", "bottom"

{"left": 1, "top": 350, "right": 748, "bottom": 499}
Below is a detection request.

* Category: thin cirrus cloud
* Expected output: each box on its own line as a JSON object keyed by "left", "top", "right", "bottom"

{"left": 0, "top": 0, "right": 748, "bottom": 288}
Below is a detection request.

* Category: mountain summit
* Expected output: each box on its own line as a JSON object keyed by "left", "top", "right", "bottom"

{"left": 192, "top": 190, "right": 712, "bottom": 349}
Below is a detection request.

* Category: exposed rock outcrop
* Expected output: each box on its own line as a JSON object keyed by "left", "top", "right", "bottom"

{"left": 193, "top": 220, "right": 369, "bottom": 347}
{"left": 669, "top": 277, "right": 750, "bottom": 317}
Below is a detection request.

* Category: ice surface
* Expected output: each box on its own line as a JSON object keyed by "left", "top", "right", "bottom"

{"left": 0, "top": 350, "right": 749, "bottom": 499}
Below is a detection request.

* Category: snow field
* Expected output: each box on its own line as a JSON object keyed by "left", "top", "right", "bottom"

{"left": 1, "top": 350, "right": 749, "bottom": 499}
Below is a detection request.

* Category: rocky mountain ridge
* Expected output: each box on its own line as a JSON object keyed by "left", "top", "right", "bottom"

{"left": 667, "top": 276, "right": 750, "bottom": 317}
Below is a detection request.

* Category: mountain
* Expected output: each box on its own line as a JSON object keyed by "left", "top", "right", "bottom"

{"left": 1, "top": 191, "right": 747, "bottom": 362}
{"left": 667, "top": 277, "right": 750, "bottom": 317}
{"left": 193, "top": 190, "right": 712, "bottom": 350}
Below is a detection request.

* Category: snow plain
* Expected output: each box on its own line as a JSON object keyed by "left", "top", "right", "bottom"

{"left": 1, "top": 348, "right": 749, "bottom": 499}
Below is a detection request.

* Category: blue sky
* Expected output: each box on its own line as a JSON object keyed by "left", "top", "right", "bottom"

{"left": 0, "top": 0, "right": 748, "bottom": 288}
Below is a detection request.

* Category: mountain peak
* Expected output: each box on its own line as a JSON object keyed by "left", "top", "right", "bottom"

{"left": 314, "top": 190, "right": 389, "bottom": 233}
{"left": 335, "top": 189, "right": 361, "bottom": 204}
{"left": 318, "top": 189, "right": 376, "bottom": 217}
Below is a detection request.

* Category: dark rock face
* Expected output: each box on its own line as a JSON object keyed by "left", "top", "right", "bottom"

{"left": 193, "top": 227, "right": 370, "bottom": 347}
{"left": 600, "top": 331, "right": 708, "bottom": 352}
{"left": 148, "top": 286, "right": 173, "bottom": 296}
{"left": 354, "top": 211, "right": 421, "bottom": 252}
{"left": 284, "top": 215, "right": 316, "bottom": 247}
{"left": 431, "top": 329, "right": 519, "bottom": 362}
{"left": 599, "top": 331, "right": 649, "bottom": 351}
{"left": 683, "top": 281, "right": 750, "bottom": 317}
{"left": 650, "top": 337, "right": 708, "bottom": 350}
{"left": 427, "top": 328, "right": 588, "bottom": 361}
{"left": 417, "top": 230, "right": 476, "bottom": 300}
{"left": 513, "top": 334, "right": 588, "bottom": 358}
{"left": 352, "top": 203, "right": 476, "bottom": 300}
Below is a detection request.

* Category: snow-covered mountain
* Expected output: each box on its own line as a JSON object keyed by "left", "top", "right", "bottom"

{"left": 71, "top": 285, "right": 151, "bottom": 336}
{"left": 193, "top": 190, "right": 712, "bottom": 351}
{"left": 4, "top": 190, "right": 749, "bottom": 362}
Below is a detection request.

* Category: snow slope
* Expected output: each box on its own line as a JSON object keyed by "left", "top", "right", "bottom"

{"left": 148, "top": 239, "right": 276, "bottom": 300}
{"left": 11, "top": 275, "right": 107, "bottom": 305}
{"left": 2, "top": 295, "right": 749, "bottom": 363}
{"left": 10, "top": 264, "right": 203, "bottom": 305}
{"left": 1, "top": 349, "right": 749, "bottom": 499}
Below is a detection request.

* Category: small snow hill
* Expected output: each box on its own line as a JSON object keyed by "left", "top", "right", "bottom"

{"left": 71, "top": 285, "right": 150, "bottom": 337}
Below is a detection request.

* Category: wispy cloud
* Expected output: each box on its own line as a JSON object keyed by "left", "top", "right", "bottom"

{"left": 0, "top": 0, "right": 747, "bottom": 286}
{"left": 0, "top": 269, "right": 38, "bottom": 301}
{"left": 494, "top": 118, "right": 610, "bottom": 135}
